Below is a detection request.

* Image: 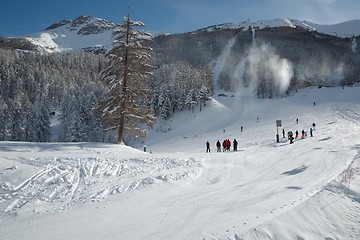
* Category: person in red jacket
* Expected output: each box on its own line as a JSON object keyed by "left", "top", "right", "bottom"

{"left": 226, "top": 139, "right": 231, "bottom": 151}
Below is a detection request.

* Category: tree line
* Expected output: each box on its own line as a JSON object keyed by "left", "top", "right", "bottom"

{"left": 0, "top": 43, "right": 213, "bottom": 143}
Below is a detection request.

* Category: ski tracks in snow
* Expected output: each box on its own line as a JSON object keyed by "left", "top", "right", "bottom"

{"left": 333, "top": 104, "right": 360, "bottom": 126}
{"left": 0, "top": 156, "right": 202, "bottom": 215}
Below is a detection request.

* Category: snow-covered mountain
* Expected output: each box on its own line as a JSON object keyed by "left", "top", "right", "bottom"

{"left": 1, "top": 16, "right": 360, "bottom": 53}
{"left": 198, "top": 18, "right": 360, "bottom": 38}
{"left": 0, "top": 16, "right": 117, "bottom": 53}
{"left": 39, "top": 15, "right": 116, "bottom": 52}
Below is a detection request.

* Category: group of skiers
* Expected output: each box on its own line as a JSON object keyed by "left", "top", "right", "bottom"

{"left": 206, "top": 118, "right": 317, "bottom": 152}
{"left": 283, "top": 120, "right": 316, "bottom": 144}
{"left": 206, "top": 139, "right": 238, "bottom": 153}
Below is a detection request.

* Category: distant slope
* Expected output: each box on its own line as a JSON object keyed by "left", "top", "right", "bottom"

{"left": 304, "top": 19, "right": 360, "bottom": 37}
{"left": 197, "top": 18, "right": 360, "bottom": 38}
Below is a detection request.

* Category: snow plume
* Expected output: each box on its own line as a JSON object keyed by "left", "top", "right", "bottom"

{"left": 318, "top": 62, "right": 345, "bottom": 86}
{"left": 211, "top": 36, "right": 237, "bottom": 88}
{"left": 245, "top": 43, "right": 293, "bottom": 98}
{"left": 352, "top": 38, "right": 357, "bottom": 53}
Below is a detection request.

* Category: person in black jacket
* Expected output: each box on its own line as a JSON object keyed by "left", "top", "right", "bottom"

{"left": 216, "top": 140, "right": 221, "bottom": 152}
{"left": 233, "top": 139, "right": 238, "bottom": 151}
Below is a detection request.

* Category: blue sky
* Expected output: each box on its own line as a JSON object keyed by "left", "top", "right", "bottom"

{"left": 1, "top": 0, "right": 359, "bottom": 36}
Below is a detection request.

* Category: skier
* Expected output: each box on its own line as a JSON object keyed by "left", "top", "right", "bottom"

{"left": 206, "top": 141, "right": 210, "bottom": 153}
{"left": 225, "top": 139, "right": 231, "bottom": 151}
{"left": 310, "top": 128, "right": 313, "bottom": 137}
{"left": 288, "top": 131, "right": 294, "bottom": 144}
{"left": 295, "top": 130, "right": 299, "bottom": 139}
{"left": 241, "top": 126, "right": 243, "bottom": 132}
{"left": 301, "top": 129, "right": 305, "bottom": 139}
{"left": 233, "top": 139, "right": 238, "bottom": 151}
{"left": 312, "top": 122, "right": 316, "bottom": 130}
{"left": 296, "top": 118, "right": 299, "bottom": 124}
{"left": 216, "top": 140, "right": 221, "bottom": 152}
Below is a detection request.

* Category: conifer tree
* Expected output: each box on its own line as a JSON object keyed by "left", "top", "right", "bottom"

{"left": 33, "top": 98, "right": 51, "bottom": 142}
{"left": 0, "top": 100, "right": 8, "bottom": 141}
{"left": 100, "top": 12, "right": 155, "bottom": 144}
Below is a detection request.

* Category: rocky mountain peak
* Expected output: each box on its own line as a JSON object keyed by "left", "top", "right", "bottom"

{"left": 45, "top": 19, "right": 72, "bottom": 31}
{"left": 44, "top": 15, "right": 118, "bottom": 36}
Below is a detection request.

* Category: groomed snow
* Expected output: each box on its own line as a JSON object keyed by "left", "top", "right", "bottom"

{"left": 0, "top": 86, "right": 359, "bottom": 239}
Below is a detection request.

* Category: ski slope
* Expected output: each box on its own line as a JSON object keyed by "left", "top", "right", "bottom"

{"left": 0, "top": 86, "right": 359, "bottom": 239}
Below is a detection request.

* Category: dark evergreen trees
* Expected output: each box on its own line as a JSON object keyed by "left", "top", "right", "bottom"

{"left": 153, "top": 62, "right": 213, "bottom": 118}
{"left": 0, "top": 49, "right": 107, "bottom": 143}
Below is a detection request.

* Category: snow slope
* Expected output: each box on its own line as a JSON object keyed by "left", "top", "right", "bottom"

{"left": 200, "top": 18, "right": 360, "bottom": 38}
{"left": 305, "top": 20, "right": 360, "bottom": 38}
{"left": 0, "top": 86, "right": 360, "bottom": 239}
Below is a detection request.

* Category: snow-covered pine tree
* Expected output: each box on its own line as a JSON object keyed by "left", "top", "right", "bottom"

{"left": 157, "top": 87, "right": 171, "bottom": 119}
{"left": 0, "top": 100, "right": 8, "bottom": 141}
{"left": 23, "top": 102, "right": 37, "bottom": 142}
{"left": 100, "top": 13, "right": 155, "bottom": 144}
{"left": 7, "top": 100, "right": 24, "bottom": 141}
{"left": 185, "top": 89, "right": 198, "bottom": 113}
{"left": 198, "top": 85, "right": 209, "bottom": 111}
{"left": 33, "top": 98, "right": 51, "bottom": 142}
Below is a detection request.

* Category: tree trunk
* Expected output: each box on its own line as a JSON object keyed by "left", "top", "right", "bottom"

{"left": 118, "top": 15, "right": 131, "bottom": 144}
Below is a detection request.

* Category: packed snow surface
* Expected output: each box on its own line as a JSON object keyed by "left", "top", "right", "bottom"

{"left": 1, "top": 86, "right": 360, "bottom": 239}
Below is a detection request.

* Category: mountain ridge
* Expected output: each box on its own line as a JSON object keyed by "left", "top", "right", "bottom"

{"left": 1, "top": 15, "right": 359, "bottom": 53}
{"left": 196, "top": 18, "right": 360, "bottom": 38}
{"left": 1, "top": 15, "right": 359, "bottom": 90}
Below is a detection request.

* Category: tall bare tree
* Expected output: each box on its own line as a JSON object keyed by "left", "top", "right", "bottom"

{"left": 100, "top": 13, "right": 155, "bottom": 144}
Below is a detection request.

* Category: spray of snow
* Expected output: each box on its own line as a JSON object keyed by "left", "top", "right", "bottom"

{"left": 352, "top": 38, "right": 357, "bottom": 53}
{"left": 211, "top": 36, "right": 236, "bottom": 88}
{"left": 333, "top": 65, "right": 345, "bottom": 85}
{"left": 246, "top": 43, "right": 293, "bottom": 95}
{"left": 251, "top": 26, "right": 256, "bottom": 46}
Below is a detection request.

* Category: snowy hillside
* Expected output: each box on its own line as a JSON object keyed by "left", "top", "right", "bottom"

{"left": 305, "top": 19, "right": 360, "bottom": 38}
{"left": 198, "top": 18, "right": 360, "bottom": 38}
{"left": 1, "top": 86, "right": 359, "bottom": 239}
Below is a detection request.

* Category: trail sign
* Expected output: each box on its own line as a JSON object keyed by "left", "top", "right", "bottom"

{"left": 276, "top": 120, "right": 282, "bottom": 143}
{"left": 276, "top": 120, "right": 282, "bottom": 127}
